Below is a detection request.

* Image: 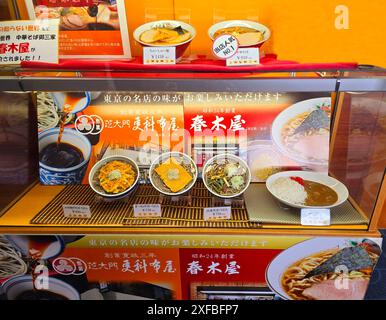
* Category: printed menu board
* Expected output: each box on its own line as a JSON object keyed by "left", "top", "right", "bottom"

{"left": 0, "top": 235, "right": 381, "bottom": 300}
{"left": 36, "top": 91, "right": 184, "bottom": 185}
{"left": 183, "top": 92, "right": 331, "bottom": 181}
{"left": 36, "top": 91, "right": 331, "bottom": 185}
{"left": 24, "top": 0, "right": 131, "bottom": 59}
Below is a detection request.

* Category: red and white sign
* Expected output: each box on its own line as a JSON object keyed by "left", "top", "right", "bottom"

{"left": 212, "top": 34, "right": 239, "bottom": 60}
{"left": 0, "top": 20, "right": 59, "bottom": 65}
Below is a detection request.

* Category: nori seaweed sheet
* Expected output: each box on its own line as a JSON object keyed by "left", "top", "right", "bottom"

{"left": 294, "top": 108, "right": 330, "bottom": 135}
{"left": 305, "top": 246, "right": 373, "bottom": 278}
{"left": 173, "top": 26, "right": 186, "bottom": 35}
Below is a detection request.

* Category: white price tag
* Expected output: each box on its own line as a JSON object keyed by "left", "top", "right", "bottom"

{"left": 143, "top": 47, "right": 176, "bottom": 65}
{"left": 63, "top": 205, "right": 91, "bottom": 219}
{"left": 133, "top": 204, "right": 162, "bottom": 217}
{"left": 0, "top": 20, "right": 59, "bottom": 65}
{"left": 204, "top": 207, "right": 232, "bottom": 221}
{"left": 212, "top": 34, "right": 239, "bottom": 60}
{"left": 301, "top": 208, "right": 331, "bottom": 226}
{"left": 226, "top": 48, "right": 260, "bottom": 66}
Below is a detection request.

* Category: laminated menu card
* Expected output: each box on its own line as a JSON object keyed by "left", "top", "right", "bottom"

{"left": 24, "top": 0, "right": 131, "bottom": 59}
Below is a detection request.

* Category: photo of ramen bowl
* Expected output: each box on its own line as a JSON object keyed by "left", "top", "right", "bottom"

{"left": 2, "top": 275, "right": 80, "bottom": 300}
{"left": 50, "top": 92, "right": 91, "bottom": 114}
{"left": 208, "top": 20, "right": 270, "bottom": 48}
{"left": 39, "top": 128, "right": 92, "bottom": 185}
{"left": 89, "top": 156, "right": 140, "bottom": 199}
{"left": 271, "top": 97, "right": 332, "bottom": 166}
{"left": 203, "top": 154, "right": 251, "bottom": 199}
{"left": 266, "top": 171, "right": 349, "bottom": 209}
{"left": 58, "top": 3, "right": 120, "bottom": 31}
{"left": 266, "top": 238, "right": 381, "bottom": 300}
{"left": 133, "top": 20, "right": 196, "bottom": 61}
{"left": 149, "top": 152, "right": 198, "bottom": 196}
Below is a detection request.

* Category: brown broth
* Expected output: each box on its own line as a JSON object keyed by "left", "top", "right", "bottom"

{"left": 57, "top": 93, "right": 84, "bottom": 146}
{"left": 304, "top": 180, "right": 338, "bottom": 206}
{"left": 40, "top": 142, "right": 84, "bottom": 169}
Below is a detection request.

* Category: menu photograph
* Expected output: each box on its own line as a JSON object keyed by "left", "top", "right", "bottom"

{"left": 24, "top": 0, "right": 131, "bottom": 59}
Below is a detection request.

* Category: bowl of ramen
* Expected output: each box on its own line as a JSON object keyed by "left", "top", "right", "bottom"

{"left": 2, "top": 275, "right": 80, "bottom": 300}
{"left": 57, "top": 3, "right": 120, "bottom": 31}
{"left": 203, "top": 154, "right": 251, "bottom": 198}
{"left": 89, "top": 156, "right": 140, "bottom": 199}
{"left": 149, "top": 152, "right": 198, "bottom": 196}
{"left": 34, "top": 5, "right": 61, "bottom": 19}
{"left": 266, "top": 238, "right": 381, "bottom": 300}
{"left": 208, "top": 20, "right": 270, "bottom": 48}
{"left": 266, "top": 171, "right": 348, "bottom": 209}
{"left": 271, "top": 97, "right": 331, "bottom": 166}
{"left": 133, "top": 20, "right": 196, "bottom": 61}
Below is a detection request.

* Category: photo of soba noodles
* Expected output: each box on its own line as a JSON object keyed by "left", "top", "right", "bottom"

{"left": 271, "top": 97, "right": 331, "bottom": 166}
{"left": 266, "top": 238, "right": 381, "bottom": 300}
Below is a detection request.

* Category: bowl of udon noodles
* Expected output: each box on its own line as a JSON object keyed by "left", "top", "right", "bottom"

{"left": 89, "top": 155, "right": 140, "bottom": 199}
{"left": 266, "top": 238, "right": 381, "bottom": 300}
{"left": 271, "top": 97, "right": 332, "bottom": 166}
{"left": 133, "top": 20, "right": 196, "bottom": 61}
{"left": 208, "top": 20, "right": 270, "bottom": 48}
{"left": 149, "top": 152, "right": 198, "bottom": 196}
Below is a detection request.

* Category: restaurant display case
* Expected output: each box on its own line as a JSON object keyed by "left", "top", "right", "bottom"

{"left": 0, "top": 66, "right": 385, "bottom": 300}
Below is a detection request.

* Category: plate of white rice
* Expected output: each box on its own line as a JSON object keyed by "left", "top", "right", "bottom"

{"left": 266, "top": 171, "right": 349, "bottom": 209}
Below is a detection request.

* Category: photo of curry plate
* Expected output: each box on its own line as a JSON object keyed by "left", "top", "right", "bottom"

{"left": 89, "top": 156, "right": 139, "bottom": 198}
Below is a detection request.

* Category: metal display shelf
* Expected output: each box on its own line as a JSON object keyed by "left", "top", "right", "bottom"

{"left": 0, "top": 65, "right": 384, "bottom": 92}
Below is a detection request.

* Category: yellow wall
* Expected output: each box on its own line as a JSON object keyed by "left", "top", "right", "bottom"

{"left": 16, "top": 0, "right": 386, "bottom": 66}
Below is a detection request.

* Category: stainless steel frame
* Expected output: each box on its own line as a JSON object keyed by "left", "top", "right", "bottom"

{"left": 0, "top": 75, "right": 385, "bottom": 93}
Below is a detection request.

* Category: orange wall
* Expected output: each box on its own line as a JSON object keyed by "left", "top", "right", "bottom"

{"left": 16, "top": 0, "right": 386, "bottom": 66}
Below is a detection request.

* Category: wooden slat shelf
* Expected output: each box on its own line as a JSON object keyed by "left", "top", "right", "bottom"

{"left": 0, "top": 182, "right": 378, "bottom": 237}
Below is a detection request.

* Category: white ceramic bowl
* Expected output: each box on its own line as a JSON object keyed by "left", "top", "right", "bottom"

{"left": 88, "top": 155, "right": 140, "bottom": 199}
{"left": 203, "top": 153, "right": 251, "bottom": 198}
{"left": 266, "top": 170, "right": 349, "bottom": 209}
{"left": 149, "top": 152, "right": 198, "bottom": 196}
{"left": 271, "top": 97, "right": 331, "bottom": 166}
{"left": 265, "top": 237, "right": 381, "bottom": 300}
{"left": 50, "top": 92, "right": 90, "bottom": 114}
{"left": 2, "top": 275, "right": 80, "bottom": 300}
{"left": 4, "top": 235, "right": 65, "bottom": 260}
{"left": 133, "top": 20, "right": 196, "bottom": 60}
{"left": 208, "top": 20, "right": 271, "bottom": 47}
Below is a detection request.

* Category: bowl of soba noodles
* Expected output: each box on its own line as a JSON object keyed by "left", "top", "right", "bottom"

{"left": 266, "top": 238, "right": 381, "bottom": 300}
{"left": 271, "top": 97, "right": 332, "bottom": 166}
